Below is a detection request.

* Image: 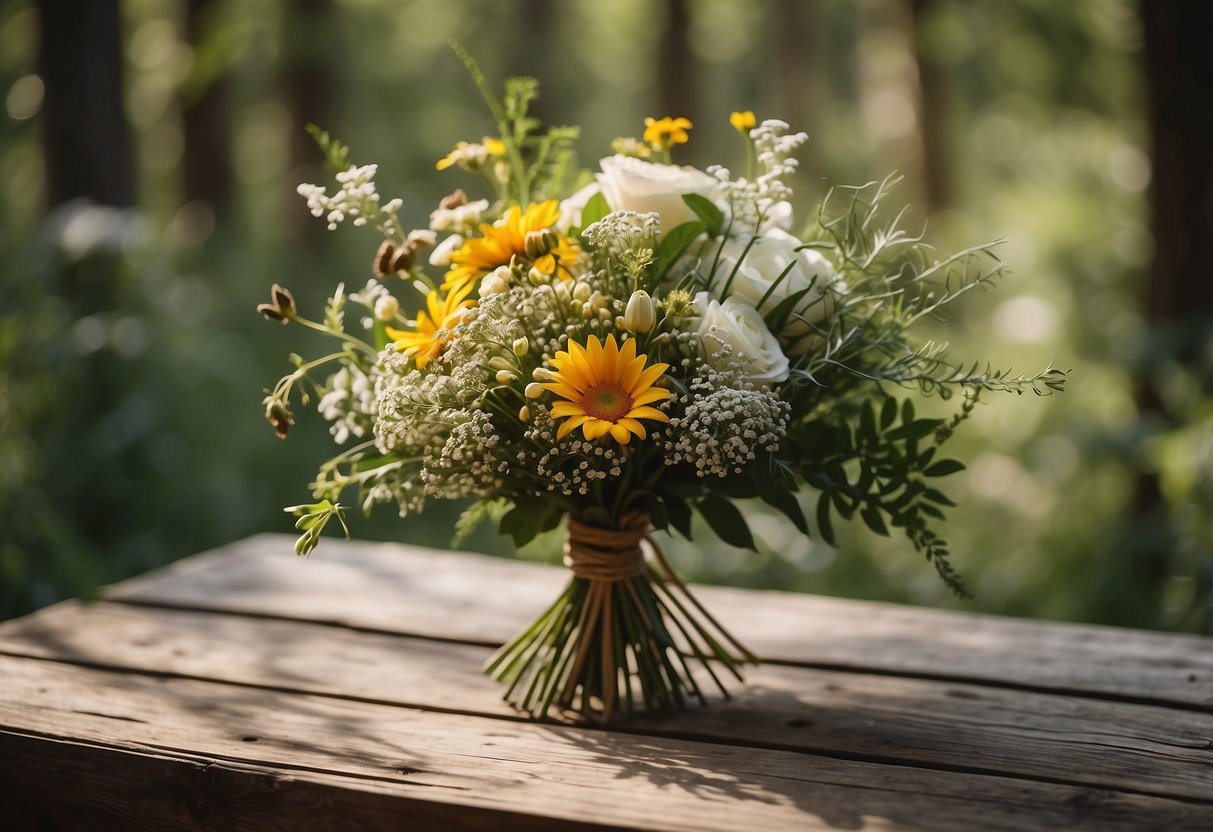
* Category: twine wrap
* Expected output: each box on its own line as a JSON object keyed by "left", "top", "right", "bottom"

{"left": 563, "top": 512, "right": 650, "bottom": 582}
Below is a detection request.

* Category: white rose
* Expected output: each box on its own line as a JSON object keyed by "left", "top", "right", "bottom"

{"left": 693, "top": 292, "right": 789, "bottom": 386}
{"left": 596, "top": 154, "right": 723, "bottom": 230}
{"left": 711, "top": 228, "right": 838, "bottom": 338}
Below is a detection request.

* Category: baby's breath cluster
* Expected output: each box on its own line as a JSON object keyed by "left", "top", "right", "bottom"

{"left": 664, "top": 362, "right": 789, "bottom": 479}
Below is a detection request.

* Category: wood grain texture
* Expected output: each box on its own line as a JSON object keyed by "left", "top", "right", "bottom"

{"left": 2, "top": 601, "right": 1212, "bottom": 804}
{"left": 102, "top": 534, "right": 1213, "bottom": 708}
{"left": 2, "top": 656, "right": 1210, "bottom": 832}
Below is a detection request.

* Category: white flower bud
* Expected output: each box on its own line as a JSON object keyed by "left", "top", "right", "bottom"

{"left": 518, "top": 405, "right": 531, "bottom": 423}
{"left": 480, "top": 274, "right": 509, "bottom": 297}
{"left": 553, "top": 280, "right": 571, "bottom": 302}
{"left": 525, "top": 382, "right": 543, "bottom": 398}
{"left": 573, "top": 281, "right": 593, "bottom": 302}
{"left": 489, "top": 356, "right": 514, "bottom": 372}
{"left": 495, "top": 369, "right": 518, "bottom": 384}
{"left": 373, "top": 295, "right": 400, "bottom": 322}
{"left": 532, "top": 367, "right": 555, "bottom": 382}
{"left": 528, "top": 265, "right": 550, "bottom": 286}
{"left": 624, "top": 290, "right": 655, "bottom": 333}
{"left": 512, "top": 337, "right": 529, "bottom": 358}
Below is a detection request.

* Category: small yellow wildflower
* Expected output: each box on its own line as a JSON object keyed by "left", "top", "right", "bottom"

{"left": 643, "top": 116, "right": 693, "bottom": 150}
{"left": 730, "top": 110, "right": 756, "bottom": 133}
{"left": 435, "top": 137, "right": 507, "bottom": 172}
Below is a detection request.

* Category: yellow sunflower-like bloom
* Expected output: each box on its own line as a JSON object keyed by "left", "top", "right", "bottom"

{"left": 385, "top": 283, "right": 475, "bottom": 369}
{"left": 730, "top": 110, "right": 756, "bottom": 133}
{"left": 643, "top": 116, "right": 693, "bottom": 150}
{"left": 442, "top": 200, "right": 580, "bottom": 294}
{"left": 542, "top": 334, "right": 672, "bottom": 444}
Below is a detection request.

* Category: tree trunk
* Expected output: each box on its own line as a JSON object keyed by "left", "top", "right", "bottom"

{"left": 657, "top": 0, "right": 694, "bottom": 122}
{"left": 281, "top": 0, "right": 337, "bottom": 241}
{"left": 907, "top": 0, "right": 951, "bottom": 211}
{"left": 771, "top": 0, "right": 818, "bottom": 180}
{"left": 181, "top": 0, "right": 234, "bottom": 213}
{"left": 37, "top": 0, "right": 135, "bottom": 210}
{"left": 1129, "top": 0, "right": 1213, "bottom": 623}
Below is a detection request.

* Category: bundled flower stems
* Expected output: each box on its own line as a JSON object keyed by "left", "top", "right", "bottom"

{"left": 486, "top": 513, "right": 756, "bottom": 721}
{"left": 260, "top": 48, "right": 1064, "bottom": 721}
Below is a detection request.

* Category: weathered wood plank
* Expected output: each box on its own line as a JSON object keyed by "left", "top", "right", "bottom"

{"left": 3, "top": 601, "right": 1211, "bottom": 803}
{"left": 100, "top": 534, "right": 1213, "bottom": 709}
{"left": 1, "top": 656, "right": 1209, "bottom": 832}
{"left": 0, "top": 731, "right": 624, "bottom": 832}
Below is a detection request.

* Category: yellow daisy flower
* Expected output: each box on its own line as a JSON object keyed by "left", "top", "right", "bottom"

{"left": 385, "top": 283, "right": 475, "bottom": 369}
{"left": 442, "top": 200, "right": 580, "bottom": 294}
{"left": 643, "top": 116, "right": 693, "bottom": 150}
{"left": 542, "top": 334, "right": 672, "bottom": 444}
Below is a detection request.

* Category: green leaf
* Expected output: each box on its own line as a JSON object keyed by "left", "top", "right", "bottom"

{"left": 653, "top": 220, "right": 707, "bottom": 282}
{"left": 578, "top": 191, "right": 611, "bottom": 230}
{"left": 885, "top": 419, "right": 943, "bottom": 441}
{"left": 923, "top": 488, "right": 958, "bottom": 507}
{"left": 499, "top": 498, "right": 553, "bottom": 548}
{"left": 880, "top": 397, "right": 898, "bottom": 430}
{"left": 714, "top": 473, "right": 759, "bottom": 499}
{"left": 763, "top": 285, "right": 813, "bottom": 334}
{"left": 815, "top": 492, "right": 837, "bottom": 546}
{"left": 696, "top": 494, "right": 756, "bottom": 551}
{"left": 681, "top": 193, "right": 724, "bottom": 234}
{"left": 305, "top": 124, "right": 350, "bottom": 173}
{"left": 860, "top": 503, "right": 889, "bottom": 536}
{"left": 762, "top": 486, "right": 809, "bottom": 535}
{"left": 663, "top": 496, "right": 693, "bottom": 539}
{"left": 859, "top": 403, "right": 878, "bottom": 443}
{"left": 924, "top": 459, "right": 966, "bottom": 477}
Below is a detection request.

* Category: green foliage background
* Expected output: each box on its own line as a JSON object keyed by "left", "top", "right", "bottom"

{"left": 2, "top": 0, "right": 1209, "bottom": 631}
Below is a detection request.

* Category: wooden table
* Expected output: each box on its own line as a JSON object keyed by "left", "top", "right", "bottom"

{"left": 1, "top": 534, "right": 1211, "bottom": 831}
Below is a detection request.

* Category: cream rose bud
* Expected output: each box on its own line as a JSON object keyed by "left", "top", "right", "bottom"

{"left": 595, "top": 155, "right": 723, "bottom": 230}
{"left": 693, "top": 292, "right": 789, "bottom": 386}
{"left": 713, "top": 228, "right": 838, "bottom": 337}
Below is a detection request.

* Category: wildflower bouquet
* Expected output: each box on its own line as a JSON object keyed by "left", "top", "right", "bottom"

{"left": 259, "top": 51, "right": 1064, "bottom": 722}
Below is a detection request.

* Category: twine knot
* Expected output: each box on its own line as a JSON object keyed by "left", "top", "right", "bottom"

{"left": 563, "top": 512, "right": 650, "bottom": 581}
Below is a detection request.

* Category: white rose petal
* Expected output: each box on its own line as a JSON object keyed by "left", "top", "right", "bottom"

{"left": 693, "top": 292, "right": 789, "bottom": 386}
{"left": 596, "top": 155, "right": 724, "bottom": 230}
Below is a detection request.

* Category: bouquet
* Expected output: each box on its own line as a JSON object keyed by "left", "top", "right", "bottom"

{"left": 259, "top": 49, "right": 1064, "bottom": 722}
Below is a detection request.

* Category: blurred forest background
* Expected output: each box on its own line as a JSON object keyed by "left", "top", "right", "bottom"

{"left": 1, "top": 0, "right": 1211, "bottom": 631}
